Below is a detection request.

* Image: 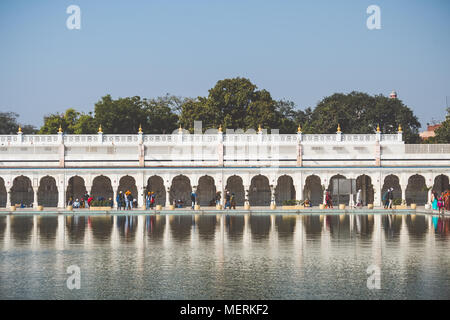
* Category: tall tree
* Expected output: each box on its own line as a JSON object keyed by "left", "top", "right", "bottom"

{"left": 38, "top": 108, "right": 94, "bottom": 134}
{"left": 434, "top": 108, "right": 450, "bottom": 143}
{"left": 94, "top": 95, "right": 146, "bottom": 134}
{"left": 308, "top": 92, "right": 421, "bottom": 143}
{"left": 179, "top": 78, "right": 282, "bottom": 132}
{"left": 275, "top": 99, "right": 312, "bottom": 133}
{"left": 94, "top": 94, "right": 180, "bottom": 134}
{"left": 0, "top": 112, "right": 36, "bottom": 134}
{"left": 142, "top": 95, "right": 180, "bottom": 134}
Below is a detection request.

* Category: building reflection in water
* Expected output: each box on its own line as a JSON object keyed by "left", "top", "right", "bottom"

{"left": 1, "top": 213, "right": 449, "bottom": 252}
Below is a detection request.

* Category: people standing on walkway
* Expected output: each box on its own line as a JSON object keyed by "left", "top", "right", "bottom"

{"left": 117, "top": 191, "right": 123, "bottom": 210}
{"left": 432, "top": 190, "right": 439, "bottom": 210}
{"left": 215, "top": 191, "right": 221, "bottom": 206}
{"left": 225, "top": 191, "right": 231, "bottom": 209}
{"left": 355, "top": 189, "right": 362, "bottom": 208}
{"left": 230, "top": 193, "right": 236, "bottom": 210}
{"left": 83, "top": 191, "right": 90, "bottom": 208}
{"left": 438, "top": 192, "right": 444, "bottom": 214}
{"left": 87, "top": 196, "right": 93, "bottom": 207}
{"left": 382, "top": 189, "right": 389, "bottom": 209}
{"left": 388, "top": 188, "right": 394, "bottom": 209}
{"left": 150, "top": 192, "right": 155, "bottom": 209}
{"left": 127, "top": 192, "right": 133, "bottom": 210}
{"left": 445, "top": 189, "right": 450, "bottom": 212}
{"left": 191, "top": 190, "right": 197, "bottom": 209}
{"left": 146, "top": 192, "right": 151, "bottom": 210}
{"left": 124, "top": 191, "right": 132, "bottom": 210}
{"left": 325, "top": 191, "right": 333, "bottom": 209}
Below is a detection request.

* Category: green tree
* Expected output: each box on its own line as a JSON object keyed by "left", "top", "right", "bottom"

{"left": 39, "top": 108, "right": 88, "bottom": 134}
{"left": 308, "top": 92, "right": 421, "bottom": 143}
{"left": 142, "top": 95, "right": 182, "bottom": 134}
{"left": 72, "top": 113, "right": 97, "bottom": 134}
{"left": 94, "top": 94, "right": 180, "bottom": 134}
{"left": 275, "top": 99, "right": 312, "bottom": 133}
{"left": 94, "top": 95, "right": 146, "bottom": 134}
{"left": 179, "top": 78, "right": 282, "bottom": 132}
{"left": 434, "top": 108, "right": 450, "bottom": 143}
{"left": 0, "top": 112, "right": 37, "bottom": 134}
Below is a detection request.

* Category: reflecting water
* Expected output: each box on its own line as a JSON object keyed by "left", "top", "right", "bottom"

{"left": 0, "top": 213, "right": 449, "bottom": 299}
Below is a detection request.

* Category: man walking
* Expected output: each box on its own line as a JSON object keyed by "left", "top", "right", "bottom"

{"left": 382, "top": 189, "right": 389, "bottom": 209}
{"left": 117, "top": 191, "right": 123, "bottom": 210}
{"left": 388, "top": 188, "right": 394, "bottom": 209}
{"left": 191, "top": 190, "right": 197, "bottom": 209}
{"left": 225, "top": 191, "right": 231, "bottom": 210}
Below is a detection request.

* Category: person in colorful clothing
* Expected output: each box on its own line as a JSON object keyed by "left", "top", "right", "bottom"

{"left": 437, "top": 192, "right": 445, "bottom": 214}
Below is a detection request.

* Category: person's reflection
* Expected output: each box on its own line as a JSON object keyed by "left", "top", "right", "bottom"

{"left": 326, "top": 216, "right": 331, "bottom": 232}
{"left": 146, "top": 215, "right": 154, "bottom": 233}
{"left": 432, "top": 216, "right": 438, "bottom": 231}
{"left": 355, "top": 215, "right": 361, "bottom": 234}
{"left": 437, "top": 217, "right": 443, "bottom": 234}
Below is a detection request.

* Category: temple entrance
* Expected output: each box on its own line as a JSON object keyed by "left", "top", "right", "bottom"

{"left": 197, "top": 176, "right": 216, "bottom": 206}
{"left": 11, "top": 176, "right": 33, "bottom": 207}
{"left": 225, "top": 175, "right": 245, "bottom": 206}
{"left": 275, "top": 175, "right": 295, "bottom": 205}
{"left": 37, "top": 176, "right": 58, "bottom": 207}
{"left": 146, "top": 176, "right": 166, "bottom": 206}
{"left": 249, "top": 175, "right": 271, "bottom": 206}
{"left": 304, "top": 175, "right": 322, "bottom": 206}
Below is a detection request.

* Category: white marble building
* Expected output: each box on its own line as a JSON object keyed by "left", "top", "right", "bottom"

{"left": 0, "top": 125, "right": 449, "bottom": 208}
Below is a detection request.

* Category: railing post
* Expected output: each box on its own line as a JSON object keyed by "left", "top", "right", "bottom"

{"left": 297, "top": 126, "right": 303, "bottom": 167}
{"left": 336, "top": 124, "right": 342, "bottom": 142}
{"left": 17, "top": 127, "right": 23, "bottom": 143}
{"left": 397, "top": 124, "right": 403, "bottom": 142}
{"left": 217, "top": 126, "right": 223, "bottom": 167}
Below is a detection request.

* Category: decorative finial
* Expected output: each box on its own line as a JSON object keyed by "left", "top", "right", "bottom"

{"left": 18, "top": 126, "right": 22, "bottom": 133}
{"left": 337, "top": 124, "right": 341, "bottom": 133}
{"left": 258, "top": 124, "right": 262, "bottom": 133}
{"left": 178, "top": 124, "right": 183, "bottom": 133}
{"left": 218, "top": 125, "right": 222, "bottom": 133}
{"left": 297, "top": 124, "right": 302, "bottom": 133}
{"left": 376, "top": 124, "right": 380, "bottom": 133}
{"left": 98, "top": 125, "right": 102, "bottom": 133}
{"left": 398, "top": 124, "right": 402, "bottom": 132}
{"left": 58, "top": 124, "right": 63, "bottom": 133}
{"left": 138, "top": 124, "right": 142, "bottom": 133}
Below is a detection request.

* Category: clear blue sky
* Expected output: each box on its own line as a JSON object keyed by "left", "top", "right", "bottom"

{"left": 1, "top": 0, "right": 449, "bottom": 130}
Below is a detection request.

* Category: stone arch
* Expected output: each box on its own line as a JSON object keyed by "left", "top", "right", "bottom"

{"left": 0, "top": 177, "right": 6, "bottom": 207}
{"left": 328, "top": 174, "right": 348, "bottom": 205}
{"left": 225, "top": 175, "right": 245, "bottom": 206}
{"left": 66, "top": 176, "right": 86, "bottom": 204}
{"left": 304, "top": 175, "right": 322, "bottom": 206}
{"left": 432, "top": 174, "right": 450, "bottom": 195}
{"left": 146, "top": 175, "right": 166, "bottom": 206}
{"left": 356, "top": 175, "right": 374, "bottom": 206}
{"left": 382, "top": 175, "right": 402, "bottom": 202}
{"left": 170, "top": 175, "right": 192, "bottom": 207}
{"left": 11, "top": 175, "right": 33, "bottom": 207}
{"left": 91, "top": 175, "right": 113, "bottom": 201}
{"left": 249, "top": 175, "right": 271, "bottom": 206}
{"left": 117, "top": 175, "right": 138, "bottom": 202}
{"left": 37, "top": 176, "right": 58, "bottom": 207}
{"left": 197, "top": 175, "right": 216, "bottom": 206}
{"left": 275, "top": 175, "right": 296, "bottom": 205}
{"left": 405, "top": 174, "right": 427, "bottom": 205}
